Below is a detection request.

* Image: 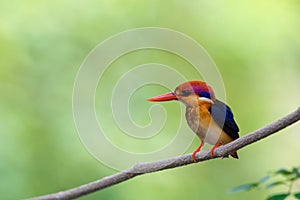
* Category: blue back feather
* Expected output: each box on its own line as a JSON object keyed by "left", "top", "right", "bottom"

{"left": 209, "top": 100, "right": 239, "bottom": 140}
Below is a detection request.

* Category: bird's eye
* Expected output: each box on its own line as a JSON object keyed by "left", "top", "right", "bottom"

{"left": 180, "top": 90, "right": 191, "bottom": 96}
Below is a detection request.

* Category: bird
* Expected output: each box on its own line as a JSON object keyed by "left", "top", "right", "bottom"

{"left": 147, "top": 81, "right": 240, "bottom": 162}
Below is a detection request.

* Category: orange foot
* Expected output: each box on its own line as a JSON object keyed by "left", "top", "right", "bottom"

{"left": 209, "top": 143, "right": 222, "bottom": 158}
{"left": 192, "top": 140, "right": 204, "bottom": 162}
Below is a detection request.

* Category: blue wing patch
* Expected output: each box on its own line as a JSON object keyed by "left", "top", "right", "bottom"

{"left": 209, "top": 100, "right": 239, "bottom": 140}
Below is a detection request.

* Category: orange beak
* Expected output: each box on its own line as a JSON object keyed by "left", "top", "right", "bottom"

{"left": 147, "top": 92, "right": 178, "bottom": 102}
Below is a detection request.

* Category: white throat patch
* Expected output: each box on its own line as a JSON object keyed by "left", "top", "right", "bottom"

{"left": 198, "top": 97, "right": 214, "bottom": 104}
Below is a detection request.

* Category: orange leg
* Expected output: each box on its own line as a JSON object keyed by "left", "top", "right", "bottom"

{"left": 210, "top": 143, "right": 222, "bottom": 158}
{"left": 192, "top": 140, "right": 204, "bottom": 162}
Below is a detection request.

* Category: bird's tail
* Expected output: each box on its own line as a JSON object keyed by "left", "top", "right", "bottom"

{"left": 230, "top": 151, "right": 239, "bottom": 159}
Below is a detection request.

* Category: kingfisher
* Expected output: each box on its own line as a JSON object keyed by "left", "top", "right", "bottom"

{"left": 147, "top": 81, "right": 240, "bottom": 162}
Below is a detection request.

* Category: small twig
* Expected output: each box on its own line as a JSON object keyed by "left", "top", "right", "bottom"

{"left": 29, "top": 107, "right": 300, "bottom": 200}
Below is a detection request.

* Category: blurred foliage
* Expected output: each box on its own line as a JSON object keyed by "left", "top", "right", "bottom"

{"left": 0, "top": 0, "right": 299, "bottom": 200}
{"left": 230, "top": 166, "right": 300, "bottom": 200}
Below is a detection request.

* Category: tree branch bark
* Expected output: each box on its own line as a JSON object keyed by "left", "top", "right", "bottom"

{"left": 30, "top": 107, "right": 300, "bottom": 200}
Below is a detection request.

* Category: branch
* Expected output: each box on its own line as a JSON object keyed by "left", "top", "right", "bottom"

{"left": 30, "top": 107, "right": 300, "bottom": 200}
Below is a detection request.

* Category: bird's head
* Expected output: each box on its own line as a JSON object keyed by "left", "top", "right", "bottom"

{"left": 147, "top": 81, "right": 215, "bottom": 107}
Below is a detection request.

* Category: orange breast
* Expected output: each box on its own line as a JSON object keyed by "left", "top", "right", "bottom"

{"left": 185, "top": 102, "right": 234, "bottom": 145}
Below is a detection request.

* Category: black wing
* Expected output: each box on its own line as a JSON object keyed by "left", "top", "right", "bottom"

{"left": 209, "top": 99, "right": 239, "bottom": 140}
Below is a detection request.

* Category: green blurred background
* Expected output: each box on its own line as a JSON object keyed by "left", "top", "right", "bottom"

{"left": 1, "top": 0, "right": 300, "bottom": 199}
